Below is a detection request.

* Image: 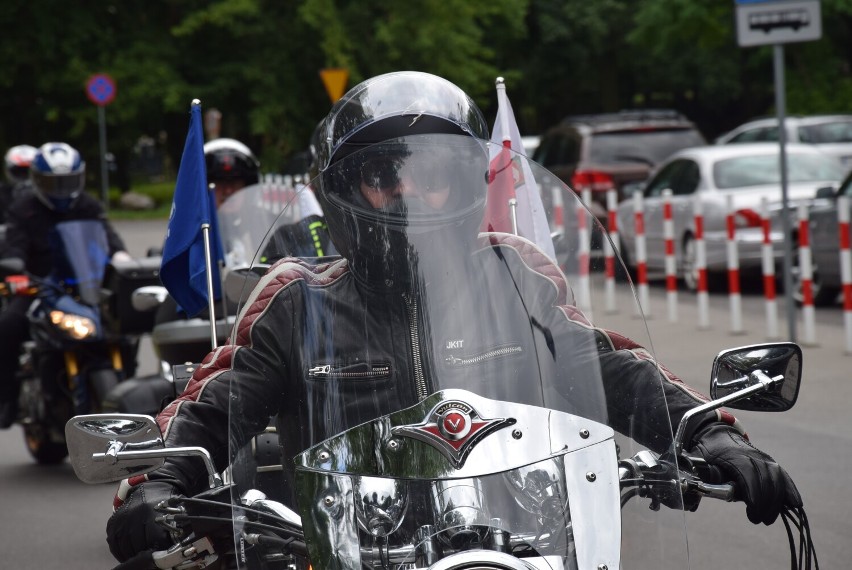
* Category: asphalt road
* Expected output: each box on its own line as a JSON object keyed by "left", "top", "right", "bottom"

{"left": 0, "top": 219, "right": 848, "bottom": 569}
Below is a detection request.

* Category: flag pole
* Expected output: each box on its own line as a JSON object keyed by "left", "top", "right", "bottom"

{"left": 495, "top": 77, "right": 518, "bottom": 236}
{"left": 201, "top": 222, "right": 218, "bottom": 349}
{"left": 495, "top": 77, "right": 511, "bottom": 144}
{"left": 192, "top": 99, "right": 219, "bottom": 349}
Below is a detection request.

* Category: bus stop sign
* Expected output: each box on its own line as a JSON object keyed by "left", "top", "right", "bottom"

{"left": 736, "top": 0, "right": 822, "bottom": 47}
{"left": 86, "top": 73, "right": 117, "bottom": 106}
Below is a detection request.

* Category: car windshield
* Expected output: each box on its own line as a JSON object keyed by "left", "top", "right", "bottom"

{"left": 798, "top": 120, "right": 852, "bottom": 143}
{"left": 588, "top": 128, "right": 706, "bottom": 165}
{"left": 713, "top": 152, "right": 845, "bottom": 189}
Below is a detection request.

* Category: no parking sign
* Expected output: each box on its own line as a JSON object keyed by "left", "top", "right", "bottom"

{"left": 86, "top": 73, "right": 116, "bottom": 106}
{"left": 86, "top": 73, "right": 116, "bottom": 210}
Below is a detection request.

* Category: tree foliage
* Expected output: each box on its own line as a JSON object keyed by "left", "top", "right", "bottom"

{"left": 1, "top": 0, "right": 851, "bottom": 191}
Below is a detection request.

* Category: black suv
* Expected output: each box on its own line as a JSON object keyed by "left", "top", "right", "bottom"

{"left": 533, "top": 110, "right": 706, "bottom": 224}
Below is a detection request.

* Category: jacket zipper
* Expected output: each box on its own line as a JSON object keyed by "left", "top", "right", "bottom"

{"left": 445, "top": 345, "right": 523, "bottom": 366}
{"left": 404, "top": 293, "right": 428, "bottom": 401}
{"left": 307, "top": 364, "right": 391, "bottom": 379}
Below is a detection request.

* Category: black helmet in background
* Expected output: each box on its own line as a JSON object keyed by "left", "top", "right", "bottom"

{"left": 203, "top": 138, "right": 260, "bottom": 187}
{"left": 30, "top": 142, "right": 86, "bottom": 211}
{"left": 312, "top": 71, "right": 490, "bottom": 288}
{"left": 4, "top": 144, "right": 38, "bottom": 185}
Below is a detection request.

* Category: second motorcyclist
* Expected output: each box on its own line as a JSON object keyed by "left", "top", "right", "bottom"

{"left": 105, "top": 72, "right": 804, "bottom": 562}
{"left": 0, "top": 142, "right": 129, "bottom": 428}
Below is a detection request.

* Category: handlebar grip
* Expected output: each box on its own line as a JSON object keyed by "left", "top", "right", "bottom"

{"left": 694, "top": 481, "right": 736, "bottom": 502}
{"left": 690, "top": 462, "right": 737, "bottom": 502}
{"left": 112, "top": 550, "right": 155, "bottom": 570}
{"left": 697, "top": 463, "right": 727, "bottom": 485}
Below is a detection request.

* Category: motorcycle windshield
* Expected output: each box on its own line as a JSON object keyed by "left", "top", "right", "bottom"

{"left": 50, "top": 219, "right": 110, "bottom": 305}
{"left": 226, "top": 134, "right": 690, "bottom": 570}
{"left": 217, "top": 180, "right": 335, "bottom": 270}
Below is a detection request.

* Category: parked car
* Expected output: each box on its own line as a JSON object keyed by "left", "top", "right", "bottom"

{"left": 716, "top": 115, "right": 852, "bottom": 168}
{"left": 521, "top": 135, "right": 540, "bottom": 157}
{"left": 533, "top": 109, "right": 706, "bottom": 223}
{"left": 616, "top": 143, "right": 846, "bottom": 291}
{"left": 789, "top": 170, "right": 852, "bottom": 305}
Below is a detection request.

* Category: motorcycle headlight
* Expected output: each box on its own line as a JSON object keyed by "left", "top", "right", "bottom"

{"left": 49, "top": 310, "right": 97, "bottom": 339}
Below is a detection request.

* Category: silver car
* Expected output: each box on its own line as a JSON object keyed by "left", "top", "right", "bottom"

{"left": 791, "top": 171, "right": 852, "bottom": 305}
{"left": 616, "top": 143, "right": 845, "bottom": 291}
{"left": 716, "top": 115, "right": 852, "bottom": 168}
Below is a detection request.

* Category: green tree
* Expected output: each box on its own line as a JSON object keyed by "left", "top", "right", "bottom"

{"left": 3, "top": 0, "right": 852, "bottom": 195}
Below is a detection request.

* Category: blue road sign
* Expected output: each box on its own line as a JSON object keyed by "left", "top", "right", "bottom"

{"left": 86, "top": 74, "right": 116, "bottom": 106}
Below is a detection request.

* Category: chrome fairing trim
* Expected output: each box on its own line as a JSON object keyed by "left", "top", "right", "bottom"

{"left": 294, "top": 389, "right": 614, "bottom": 479}
{"left": 563, "top": 440, "right": 620, "bottom": 570}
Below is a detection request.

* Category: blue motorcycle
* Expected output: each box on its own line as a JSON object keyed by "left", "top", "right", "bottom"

{"left": 0, "top": 219, "right": 157, "bottom": 463}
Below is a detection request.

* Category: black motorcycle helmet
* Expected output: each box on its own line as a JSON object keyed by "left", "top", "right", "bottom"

{"left": 313, "top": 71, "right": 490, "bottom": 288}
{"left": 204, "top": 138, "right": 260, "bottom": 187}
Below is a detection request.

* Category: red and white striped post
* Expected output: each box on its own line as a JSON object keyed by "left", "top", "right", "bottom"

{"left": 604, "top": 189, "right": 619, "bottom": 313}
{"left": 693, "top": 196, "right": 710, "bottom": 329}
{"left": 552, "top": 185, "right": 564, "bottom": 234}
{"left": 725, "top": 196, "right": 745, "bottom": 334}
{"left": 662, "top": 189, "right": 678, "bottom": 322}
{"left": 633, "top": 189, "right": 650, "bottom": 317}
{"left": 760, "top": 197, "right": 780, "bottom": 340}
{"left": 797, "top": 203, "right": 818, "bottom": 346}
{"left": 838, "top": 196, "right": 852, "bottom": 354}
{"left": 576, "top": 190, "right": 593, "bottom": 319}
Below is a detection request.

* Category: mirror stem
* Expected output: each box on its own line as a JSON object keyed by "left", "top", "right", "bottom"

{"left": 93, "top": 446, "right": 223, "bottom": 488}
{"left": 674, "top": 371, "right": 782, "bottom": 456}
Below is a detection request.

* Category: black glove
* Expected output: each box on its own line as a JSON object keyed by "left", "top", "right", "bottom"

{"left": 106, "top": 481, "right": 178, "bottom": 562}
{"left": 690, "top": 423, "right": 802, "bottom": 525}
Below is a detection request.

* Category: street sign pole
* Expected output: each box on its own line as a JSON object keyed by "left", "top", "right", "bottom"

{"left": 773, "top": 44, "right": 796, "bottom": 342}
{"left": 85, "top": 73, "right": 117, "bottom": 211}
{"left": 735, "top": 0, "right": 822, "bottom": 343}
{"left": 97, "top": 105, "right": 109, "bottom": 211}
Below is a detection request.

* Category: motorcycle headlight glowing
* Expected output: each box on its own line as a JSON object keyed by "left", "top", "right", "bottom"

{"left": 49, "top": 310, "right": 97, "bottom": 339}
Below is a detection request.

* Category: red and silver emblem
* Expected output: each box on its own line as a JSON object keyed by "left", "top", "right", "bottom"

{"left": 391, "top": 400, "right": 514, "bottom": 468}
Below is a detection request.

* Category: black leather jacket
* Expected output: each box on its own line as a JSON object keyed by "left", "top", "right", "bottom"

{"left": 124, "top": 234, "right": 737, "bottom": 506}
{"left": 2, "top": 192, "right": 126, "bottom": 276}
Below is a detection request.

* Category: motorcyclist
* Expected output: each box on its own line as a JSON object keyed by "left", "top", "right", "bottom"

{"left": 106, "top": 72, "right": 803, "bottom": 562}
{"left": 154, "top": 138, "right": 331, "bottom": 325}
{"left": 0, "top": 142, "right": 129, "bottom": 428}
{"left": 203, "top": 137, "right": 261, "bottom": 208}
{"left": 0, "top": 144, "right": 38, "bottom": 223}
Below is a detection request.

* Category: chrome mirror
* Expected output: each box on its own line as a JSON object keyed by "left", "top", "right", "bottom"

{"left": 814, "top": 185, "right": 836, "bottom": 199}
{"left": 131, "top": 285, "right": 169, "bottom": 312}
{"left": 65, "top": 414, "right": 164, "bottom": 484}
{"left": 710, "top": 342, "right": 802, "bottom": 412}
{"left": 0, "top": 256, "right": 25, "bottom": 276}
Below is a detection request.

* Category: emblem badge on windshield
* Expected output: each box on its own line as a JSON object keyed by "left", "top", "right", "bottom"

{"left": 391, "top": 400, "right": 515, "bottom": 468}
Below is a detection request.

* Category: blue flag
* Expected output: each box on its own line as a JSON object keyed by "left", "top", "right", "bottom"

{"left": 160, "top": 101, "right": 224, "bottom": 316}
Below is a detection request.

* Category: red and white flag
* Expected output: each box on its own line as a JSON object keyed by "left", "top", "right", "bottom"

{"left": 480, "top": 79, "right": 556, "bottom": 261}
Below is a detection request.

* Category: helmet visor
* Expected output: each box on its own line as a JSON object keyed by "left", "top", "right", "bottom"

{"left": 32, "top": 170, "right": 85, "bottom": 199}
{"left": 327, "top": 134, "right": 488, "bottom": 225}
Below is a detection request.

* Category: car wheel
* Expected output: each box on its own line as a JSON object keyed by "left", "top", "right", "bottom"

{"left": 681, "top": 234, "right": 699, "bottom": 292}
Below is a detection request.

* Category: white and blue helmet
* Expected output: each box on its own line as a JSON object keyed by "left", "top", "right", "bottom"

{"left": 31, "top": 142, "right": 86, "bottom": 210}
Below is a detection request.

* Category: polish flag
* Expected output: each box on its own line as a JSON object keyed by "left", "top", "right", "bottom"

{"left": 480, "top": 78, "right": 555, "bottom": 261}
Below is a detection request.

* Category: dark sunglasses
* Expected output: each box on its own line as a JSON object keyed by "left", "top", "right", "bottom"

{"left": 360, "top": 154, "right": 454, "bottom": 195}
